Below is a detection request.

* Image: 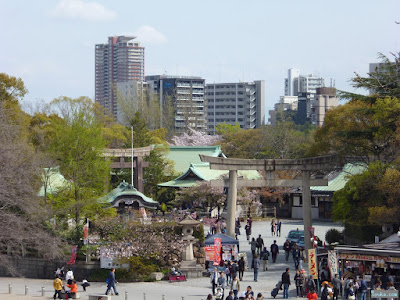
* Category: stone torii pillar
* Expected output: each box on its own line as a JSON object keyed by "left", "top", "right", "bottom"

{"left": 199, "top": 155, "right": 337, "bottom": 252}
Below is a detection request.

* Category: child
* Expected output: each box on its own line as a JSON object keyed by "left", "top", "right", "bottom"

{"left": 53, "top": 276, "right": 63, "bottom": 300}
{"left": 81, "top": 279, "right": 90, "bottom": 292}
{"left": 307, "top": 289, "right": 318, "bottom": 300}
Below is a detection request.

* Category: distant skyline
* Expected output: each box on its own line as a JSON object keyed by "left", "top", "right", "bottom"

{"left": 1, "top": 0, "right": 399, "bottom": 117}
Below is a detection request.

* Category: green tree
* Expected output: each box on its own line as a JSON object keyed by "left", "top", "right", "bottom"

{"left": 47, "top": 97, "right": 112, "bottom": 225}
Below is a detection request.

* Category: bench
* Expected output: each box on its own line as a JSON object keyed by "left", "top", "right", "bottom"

{"left": 88, "top": 294, "right": 111, "bottom": 300}
{"left": 168, "top": 275, "right": 187, "bottom": 282}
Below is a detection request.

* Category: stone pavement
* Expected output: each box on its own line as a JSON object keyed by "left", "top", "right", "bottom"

{"left": 0, "top": 219, "right": 343, "bottom": 300}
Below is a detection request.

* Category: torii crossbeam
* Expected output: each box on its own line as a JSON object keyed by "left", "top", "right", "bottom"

{"left": 199, "top": 154, "right": 338, "bottom": 251}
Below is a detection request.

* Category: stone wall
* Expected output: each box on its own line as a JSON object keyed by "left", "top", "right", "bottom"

{"left": 0, "top": 257, "right": 100, "bottom": 280}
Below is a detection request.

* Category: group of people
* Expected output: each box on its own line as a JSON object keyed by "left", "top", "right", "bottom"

{"left": 283, "top": 239, "right": 306, "bottom": 270}
{"left": 207, "top": 283, "right": 264, "bottom": 300}
{"left": 270, "top": 219, "right": 282, "bottom": 237}
{"left": 52, "top": 267, "right": 81, "bottom": 299}
{"left": 52, "top": 266, "right": 119, "bottom": 299}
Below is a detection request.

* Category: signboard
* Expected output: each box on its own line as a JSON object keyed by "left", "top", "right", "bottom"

{"left": 308, "top": 249, "right": 318, "bottom": 279}
{"left": 328, "top": 251, "right": 339, "bottom": 278}
{"left": 222, "top": 253, "right": 232, "bottom": 261}
{"left": 205, "top": 246, "right": 215, "bottom": 261}
{"left": 371, "top": 290, "right": 399, "bottom": 298}
{"left": 213, "top": 238, "right": 222, "bottom": 266}
{"left": 67, "top": 246, "right": 77, "bottom": 265}
{"left": 338, "top": 253, "right": 400, "bottom": 263}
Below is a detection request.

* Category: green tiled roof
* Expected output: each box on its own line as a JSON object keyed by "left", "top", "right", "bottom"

{"left": 311, "top": 162, "right": 367, "bottom": 192}
{"left": 158, "top": 163, "right": 262, "bottom": 188}
{"left": 98, "top": 181, "right": 158, "bottom": 204}
{"left": 166, "top": 146, "right": 225, "bottom": 175}
{"left": 38, "top": 166, "right": 69, "bottom": 197}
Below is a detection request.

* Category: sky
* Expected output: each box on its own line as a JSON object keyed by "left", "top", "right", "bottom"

{"left": 1, "top": 0, "right": 399, "bottom": 118}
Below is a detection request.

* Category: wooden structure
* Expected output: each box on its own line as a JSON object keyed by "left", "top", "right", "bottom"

{"left": 103, "top": 146, "right": 153, "bottom": 193}
{"left": 199, "top": 154, "right": 338, "bottom": 251}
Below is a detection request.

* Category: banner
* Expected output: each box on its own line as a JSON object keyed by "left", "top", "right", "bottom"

{"left": 328, "top": 250, "right": 339, "bottom": 278}
{"left": 308, "top": 249, "right": 317, "bottom": 279}
{"left": 67, "top": 246, "right": 78, "bottom": 265}
{"left": 213, "top": 238, "right": 222, "bottom": 266}
{"left": 83, "top": 219, "right": 89, "bottom": 245}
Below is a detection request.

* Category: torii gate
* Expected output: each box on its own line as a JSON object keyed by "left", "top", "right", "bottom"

{"left": 103, "top": 146, "right": 153, "bottom": 193}
{"left": 199, "top": 154, "right": 338, "bottom": 251}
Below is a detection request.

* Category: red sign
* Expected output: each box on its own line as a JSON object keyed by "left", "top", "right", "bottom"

{"left": 213, "top": 238, "right": 221, "bottom": 266}
{"left": 67, "top": 246, "right": 78, "bottom": 265}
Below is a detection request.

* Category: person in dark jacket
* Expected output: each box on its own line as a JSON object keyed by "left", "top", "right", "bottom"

{"left": 105, "top": 268, "right": 119, "bottom": 296}
{"left": 270, "top": 240, "right": 279, "bottom": 263}
{"left": 283, "top": 239, "right": 291, "bottom": 262}
{"left": 282, "top": 268, "right": 291, "bottom": 298}
{"left": 238, "top": 257, "right": 245, "bottom": 281}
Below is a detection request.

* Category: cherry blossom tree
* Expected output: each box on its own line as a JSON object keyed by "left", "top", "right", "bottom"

{"left": 170, "top": 128, "right": 221, "bottom": 146}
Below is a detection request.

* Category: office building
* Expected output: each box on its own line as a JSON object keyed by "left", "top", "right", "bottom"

{"left": 95, "top": 36, "right": 145, "bottom": 119}
{"left": 205, "top": 81, "right": 265, "bottom": 134}
{"left": 145, "top": 75, "right": 206, "bottom": 133}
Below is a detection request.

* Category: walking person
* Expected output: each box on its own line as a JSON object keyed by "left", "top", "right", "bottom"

{"left": 294, "top": 270, "right": 304, "bottom": 297}
{"left": 211, "top": 267, "right": 219, "bottom": 295}
{"left": 225, "top": 261, "right": 232, "bottom": 284}
{"left": 245, "top": 223, "right": 251, "bottom": 241}
{"left": 231, "top": 260, "right": 239, "bottom": 282}
{"left": 292, "top": 244, "right": 300, "bottom": 270}
{"left": 332, "top": 274, "right": 341, "bottom": 300}
{"left": 53, "top": 275, "right": 63, "bottom": 299}
{"left": 270, "top": 240, "right": 279, "bottom": 263}
{"left": 260, "top": 247, "right": 269, "bottom": 271}
{"left": 299, "top": 247, "right": 305, "bottom": 271}
{"left": 105, "top": 268, "right": 119, "bottom": 296}
{"left": 256, "top": 235, "right": 264, "bottom": 255}
{"left": 282, "top": 268, "right": 291, "bottom": 299}
{"left": 238, "top": 257, "right": 245, "bottom": 281}
{"left": 231, "top": 276, "right": 240, "bottom": 300}
{"left": 251, "top": 254, "right": 260, "bottom": 282}
{"left": 250, "top": 237, "right": 257, "bottom": 257}
{"left": 283, "top": 239, "right": 291, "bottom": 262}
{"left": 276, "top": 219, "right": 282, "bottom": 237}
{"left": 217, "top": 271, "right": 226, "bottom": 299}
{"left": 271, "top": 219, "right": 276, "bottom": 236}
{"left": 321, "top": 283, "right": 330, "bottom": 300}
{"left": 359, "top": 275, "right": 368, "bottom": 300}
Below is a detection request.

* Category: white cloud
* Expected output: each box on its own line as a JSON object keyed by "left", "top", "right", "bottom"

{"left": 133, "top": 26, "right": 167, "bottom": 45}
{"left": 50, "top": 0, "right": 116, "bottom": 22}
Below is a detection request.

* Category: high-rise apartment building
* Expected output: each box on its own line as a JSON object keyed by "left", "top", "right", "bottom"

{"left": 95, "top": 36, "right": 145, "bottom": 119}
{"left": 205, "top": 81, "right": 265, "bottom": 134}
{"left": 145, "top": 75, "right": 206, "bottom": 133}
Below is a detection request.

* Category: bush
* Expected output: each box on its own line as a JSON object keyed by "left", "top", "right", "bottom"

{"left": 325, "top": 228, "right": 343, "bottom": 245}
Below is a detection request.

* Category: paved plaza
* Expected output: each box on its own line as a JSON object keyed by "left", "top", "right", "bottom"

{"left": 0, "top": 219, "right": 343, "bottom": 300}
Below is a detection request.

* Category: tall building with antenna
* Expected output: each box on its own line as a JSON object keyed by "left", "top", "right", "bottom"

{"left": 95, "top": 36, "right": 145, "bottom": 119}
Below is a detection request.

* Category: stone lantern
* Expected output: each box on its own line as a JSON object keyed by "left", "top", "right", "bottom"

{"left": 178, "top": 214, "right": 200, "bottom": 261}
{"left": 178, "top": 213, "right": 203, "bottom": 278}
